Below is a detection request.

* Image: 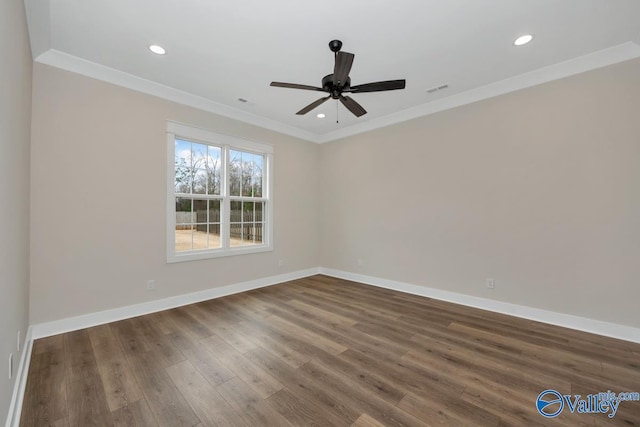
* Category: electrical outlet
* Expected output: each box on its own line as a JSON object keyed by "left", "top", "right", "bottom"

{"left": 8, "top": 353, "right": 13, "bottom": 379}
{"left": 278, "top": 259, "right": 284, "bottom": 268}
{"left": 486, "top": 278, "right": 495, "bottom": 289}
{"left": 357, "top": 258, "right": 363, "bottom": 266}
{"left": 17, "top": 330, "right": 21, "bottom": 352}
{"left": 146, "top": 280, "right": 156, "bottom": 290}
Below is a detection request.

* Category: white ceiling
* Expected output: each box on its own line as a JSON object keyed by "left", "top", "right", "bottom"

{"left": 24, "top": 0, "right": 640, "bottom": 143}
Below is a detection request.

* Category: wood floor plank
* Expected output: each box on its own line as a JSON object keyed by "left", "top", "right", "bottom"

{"left": 351, "top": 414, "right": 386, "bottom": 427}
{"left": 31, "top": 335, "right": 64, "bottom": 357}
{"left": 298, "top": 360, "right": 422, "bottom": 427}
{"left": 166, "top": 329, "right": 235, "bottom": 386}
{"left": 165, "top": 360, "right": 248, "bottom": 427}
{"left": 19, "top": 342, "right": 68, "bottom": 427}
{"left": 124, "top": 351, "right": 200, "bottom": 427}
{"left": 66, "top": 373, "right": 113, "bottom": 427}
{"left": 132, "top": 317, "right": 186, "bottom": 367}
{"left": 266, "top": 388, "right": 342, "bottom": 427}
{"left": 215, "top": 377, "right": 293, "bottom": 427}
{"left": 189, "top": 305, "right": 259, "bottom": 353}
{"left": 20, "top": 275, "right": 640, "bottom": 427}
{"left": 398, "top": 390, "right": 501, "bottom": 427}
{"left": 110, "top": 318, "right": 151, "bottom": 357}
{"left": 87, "top": 325, "right": 143, "bottom": 412}
{"left": 220, "top": 294, "right": 272, "bottom": 324}
{"left": 266, "top": 304, "right": 409, "bottom": 360}
{"left": 406, "top": 335, "right": 572, "bottom": 394}
{"left": 287, "top": 299, "right": 358, "bottom": 326}
{"left": 110, "top": 399, "right": 159, "bottom": 427}
{"left": 232, "top": 320, "right": 313, "bottom": 368}
{"left": 244, "top": 346, "right": 361, "bottom": 425}
{"left": 197, "top": 299, "right": 246, "bottom": 324}
{"left": 265, "top": 314, "right": 348, "bottom": 355}
{"left": 309, "top": 348, "right": 406, "bottom": 405}
{"left": 143, "top": 311, "right": 178, "bottom": 336}
{"left": 170, "top": 307, "right": 214, "bottom": 339}
{"left": 64, "top": 329, "right": 100, "bottom": 383}
{"left": 200, "top": 334, "right": 284, "bottom": 398}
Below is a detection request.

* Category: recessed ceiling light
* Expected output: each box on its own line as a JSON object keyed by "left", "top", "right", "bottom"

{"left": 149, "top": 45, "right": 166, "bottom": 55}
{"left": 317, "top": 113, "right": 326, "bottom": 118}
{"left": 514, "top": 34, "right": 533, "bottom": 46}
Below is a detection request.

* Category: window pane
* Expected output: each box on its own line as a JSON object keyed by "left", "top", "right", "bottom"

{"left": 208, "top": 200, "right": 221, "bottom": 223}
{"left": 255, "top": 202, "right": 264, "bottom": 222}
{"left": 253, "top": 154, "right": 263, "bottom": 197}
{"left": 230, "top": 200, "right": 241, "bottom": 222}
{"left": 207, "top": 146, "right": 221, "bottom": 195}
{"left": 229, "top": 150, "right": 265, "bottom": 198}
{"left": 230, "top": 200, "right": 242, "bottom": 245}
{"left": 175, "top": 224, "right": 193, "bottom": 252}
{"left": 208, "top": 223, "right": 221, "bottom": 249}
{"left": 176, "top": 198, "right": 192, "bottom": 223}
{"left": 192, "top": 169, "right": 207, "bottom": 194}
{"left": 231, "top": 222, "right": 263, "bottom": 247}
{"left": 175, "top": 140, "right": 192, "bottom": 193}
{"left": 243, "top": 201, "right": 254, "bottom": 222}
{"left": 242, "top": 153, "right": 253, "bottom": 197}
{"left": 175, "top": 197, "right": 194, "bottom": 252}
{"left": 191, "top": 143, "right": 207, "bottom": 169}
{"left": 252, "top": 222, "right": 264, "bottom": 244}
{"left": 192, "top": 223, "right": 208, "bottom": 250}
{"left": 192, "top": 199, "right": 208, "bottom": 250}
{"left": 229, "top": 150, "right": 242, "bottom": 196}
{"left": 193, "top": 199, "right": 207, "bottom": 223}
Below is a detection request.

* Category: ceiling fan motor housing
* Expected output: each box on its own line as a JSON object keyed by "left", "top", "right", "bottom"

{"left": 322, "top": 74, "right": 350, "bottom": 98}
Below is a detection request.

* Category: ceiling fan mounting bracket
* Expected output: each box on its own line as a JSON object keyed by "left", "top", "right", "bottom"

{"left": 329, "top": 39, "right": 342, "bottom": 53}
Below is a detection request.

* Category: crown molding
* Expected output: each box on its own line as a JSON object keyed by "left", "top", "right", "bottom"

{"left": 315, "top": 41, "right": 640, "bottom": 143}
{"left": 34, "top": 49, "right": 322, "bottom": 143}
{"left": 34, "top": 42, "right": 640, "bottom": 144}
{"left": 23, "top": 0, "right": 51, "bottom": 59}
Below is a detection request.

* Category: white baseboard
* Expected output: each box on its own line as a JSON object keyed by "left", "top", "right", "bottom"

{"left": 319, "top": 267, "right": 640, "bottom": 344}
{"left": 5, "top": 326, "right": 33, "bottom": 427}
{"left": 29, "top": 265, "right": 640, "bottom": 343}
{"left": 31, "top": 267, "right": 320, "bottom": 339}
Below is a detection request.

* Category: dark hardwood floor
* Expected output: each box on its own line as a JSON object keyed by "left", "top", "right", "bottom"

{"left": 20, "top": 275, "right": 640, "bottom": 426}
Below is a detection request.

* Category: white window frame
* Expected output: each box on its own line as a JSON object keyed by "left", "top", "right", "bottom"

{"left": 166, "top": 121, "right": 273, "bottom": 263}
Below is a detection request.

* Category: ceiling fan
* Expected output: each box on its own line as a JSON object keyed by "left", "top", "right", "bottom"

{"left": 270, "top": 40, "right": 406, "bottom": 118}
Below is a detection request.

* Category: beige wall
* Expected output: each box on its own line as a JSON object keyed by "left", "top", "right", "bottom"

{"left": 30, "top": 64, "right": 319, "bottom": 324}
{"left": 29, "top": 54, "right": 640, "bottom": 331}
{"left": 0, "top": 0, "right": 32, "bottom": 421}
{"left": 320, "top": 58, "right": 640, "bottom": 328}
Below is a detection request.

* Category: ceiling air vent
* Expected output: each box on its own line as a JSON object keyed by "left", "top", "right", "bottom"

{"left": 427, "top": 84, "right": 449, "bottom": 94}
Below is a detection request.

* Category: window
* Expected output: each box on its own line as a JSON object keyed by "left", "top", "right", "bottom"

{"left": 167, "top": 122, "right": 273, "bottom": 262}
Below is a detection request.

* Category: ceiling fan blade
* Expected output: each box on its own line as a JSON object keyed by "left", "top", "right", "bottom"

{"left": 333, "top": 51, "right": 354, "bottom": 87}
{"left": 339, "top": 95, "right": 367, "bottom": 117}
{"left": 270, "top": 82, "right": 324, "bottom": 92}
{"left": 348, "top": 79, "right": 406, "bottom": 93}
{"left": 296, "top": 96, "right": 331, "bottom": 115}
